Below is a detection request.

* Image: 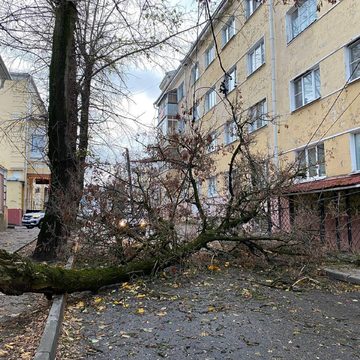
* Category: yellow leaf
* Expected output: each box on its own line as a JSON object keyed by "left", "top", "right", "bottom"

{"left": 75, "top": 301, "right": 85, "bottom": 308}
{"left": 94, "top": 297, "right": 103, "bottom": 304}
{"left": 123, "top": 303, "right": 130, "bottom": 308}
{"left": 4, "top": 344, "right": 14, "bottom": 350}
{"left": 136, "top": 308, "right": 145, "bottom": 314}
{"left": 156, "top": 311, "right": 167, "bottom": 316}
{"left": 208, "top": 265, "right": 220, "bottom": 271}
{"left": 224, "top": 262, "right": 230, "bottom": 268}
{"left": 136, "top": 294, "right": 146, "bottom": 299}
{"left": 0, "top": 350, "right": 8, "bottom": 357}
{"left": 207, "top": 306, "right": 216, "bottom": 312}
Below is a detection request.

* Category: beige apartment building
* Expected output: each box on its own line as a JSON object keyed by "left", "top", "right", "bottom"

{"left": 0, "top": 57, "right": 50, "bottom": 227}
{"left": 155, "top": 0, "right": 360, "bottom": 251}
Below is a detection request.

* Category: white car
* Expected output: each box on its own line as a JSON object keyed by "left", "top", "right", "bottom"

{"left": 22, "top": 211, "right": 45, "bottom": 229}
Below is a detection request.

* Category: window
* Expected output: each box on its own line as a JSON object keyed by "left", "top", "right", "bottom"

{"left": 287, "top": 0, "right": 317, "bottom": 42}
{"left": 207, "top": 176, "right": 217, "bottom": 197}
{"left": 177, "top": 82, "right": 184, "bottom": 100}
{"left": 297, "top": 143, "right": 326, "bottom": 178}
{"left": 193, "top": 102, "right": 200, "bottom": 121}
{"left": 191, "top": 63, "right": 199, "bottom": 84}
{"left": 249, "top": 99, "right": 267, "bottom": 132}
{"left": 167, "top": 119, "right": 178, "bottom": 135}
{"left": 31, "top": 133, "right": 46, "bottom": 158}
{"left": 207, "top": 132, "right": 217, "bottom": 153}
{"left": 292, "top": 67, "right": 320, "bottom": 110}
{"left": 205, "top": 43, "right": 215, "bottom": 67}
{"left": 246, "top": 0, "right": 261, "bottom": 18}
{"left": 224, "top": 121, "right": 237, "bottom": 145}
{"left": 196, "top": 180, "right": 202, "bottom": 197}
{"left": 348, "top": 39, "right": 360, "bottom": 81}
{"left": 352, "top": 133, "right": 360, "bottom": 171}
{"left": 205, "top": 88, "right": 216, "bottom": 112}
{"left": 248, "top": 39, "right": 265, "bottom": 74}
{"left": 224, "top": 67, "right": 237, "bottom": 94}
{"left": 222, "top": 17, "right": 235, "bottom": 47}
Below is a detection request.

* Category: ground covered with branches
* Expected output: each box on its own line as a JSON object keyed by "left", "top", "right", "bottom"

{"left": 57, "top": 256, "right": 360, "bottom": 360}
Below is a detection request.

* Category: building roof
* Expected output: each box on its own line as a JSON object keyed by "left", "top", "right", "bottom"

{"left": 288, "top": 173, "right": 360, "bottom": 194}
{"left": 0, "top": 56, "right": 11, "bottom": 81}
{"left": 154, "top": 0, "right": 229, "bottom": 106}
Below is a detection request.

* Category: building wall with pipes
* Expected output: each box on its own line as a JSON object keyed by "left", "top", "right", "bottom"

{"left": 155, "top": 0, "right": 360, "bottom": 251}
{"left": 0, "top": 72, "right": 50, "bottom": 225}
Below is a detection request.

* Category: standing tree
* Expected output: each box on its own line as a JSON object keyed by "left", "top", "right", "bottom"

{"left": 33, "top": 0, "right": 78, "bottom": 259}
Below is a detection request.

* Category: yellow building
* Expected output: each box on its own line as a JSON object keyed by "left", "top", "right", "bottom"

{"left": 155, "top": 0, "right": 360, "bottom": 251}
{"left": 0, "top": 59, "right": 50, "bottom": 226}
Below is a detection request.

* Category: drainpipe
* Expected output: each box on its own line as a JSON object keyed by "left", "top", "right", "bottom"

{"left": 268, "top": 0, "right": 279, "bottom": 169}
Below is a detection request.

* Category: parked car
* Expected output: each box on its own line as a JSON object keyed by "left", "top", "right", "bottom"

{"left": 22, "top": 211, "right": 45, "bottom": 229}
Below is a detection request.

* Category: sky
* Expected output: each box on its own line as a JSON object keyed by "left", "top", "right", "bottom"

{"left": 1, "top": 0, "right": 218, "bottom": 161}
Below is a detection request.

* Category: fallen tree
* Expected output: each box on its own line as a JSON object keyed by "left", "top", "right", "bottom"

{"left": 0, "top": 232, "right": 283, "bottom": 296}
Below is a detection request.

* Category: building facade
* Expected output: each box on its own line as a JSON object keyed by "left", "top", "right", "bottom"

{"left": 0, "top": 60, "right": 50, "bottom": 226}
{"left": 155, "top": 0, "right": 360, "bottom": 251}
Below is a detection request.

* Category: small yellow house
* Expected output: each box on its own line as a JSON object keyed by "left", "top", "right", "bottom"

{"left": 0, "top": 59, "right": 50, "bottom": 226}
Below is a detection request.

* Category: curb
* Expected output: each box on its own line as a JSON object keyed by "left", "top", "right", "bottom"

{"left": 34, "top": 256, "right": 74, "bottom": 360}
{"left": 323, "top": 268, "right": 360, "bottom": 285}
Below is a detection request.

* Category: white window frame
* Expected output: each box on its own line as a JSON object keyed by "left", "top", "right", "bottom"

{"left": 291, "top": 66, "right": 320, "bottom": 111}
{"left": 191, "top": 63, "right": 199, "bottom": 84}
{"left": 224, "top": 121, "right": 237, "bottom": 145}
{"left": 249, "top": 99, "right": 267, "bottom": 133}
{"left": 207, "top": 131, "right": 218, "bottom": 153}
{"left": 192, "top": 102, "right": 200, "bottom": 122}
{"left": 248, "top": 38, "right": 265, "bottom": 75}
{"left": 205, "top": 88, "right": 216, "bottom": 112}
{"left": 286, "top": 0, "right": 317, "bottom": 43}
{"left": 226, "top": 66, "right": 237, "bottom": 93}
{"left": 347, "top": 38, "right": 360, "bottom": 82}
{"left": 177, "top": 82, "right": 184, "bottom": 100}
{"left": 207, "top": 176, "right": 217, "bottom": 198}
{"left": 30, "top": 131, "right": 46, "bottom": 159}
{"left": 246, "top": 0, "right": 261, "bottom": 19}
{"left": 222, "top": 17, "right": 235, "bottom": 47}
{"left": 350, "top": 133, "right": 360, "bottom": 172}
{"left": 204, "top": 43, "right": 215, "bottom": 67}
{"left": 296, "top": 143, "right": 326, "bottom": 179}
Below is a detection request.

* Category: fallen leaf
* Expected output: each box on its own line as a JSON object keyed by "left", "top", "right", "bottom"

{"left": 94, "top": 297, "right": 103, "bottom": 304}
{"left": 208, "top": 265, "right": 220, "bottom": 271}
{"left": 136, "top": 308, "right": 145, "bottom": 315}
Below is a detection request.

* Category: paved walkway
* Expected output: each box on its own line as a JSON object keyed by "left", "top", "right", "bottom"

{"left": 0, "top": 226, "right": 39, "bottom": 253}
{"left": 0, "top": 227, "right": 41, "bottom": 323}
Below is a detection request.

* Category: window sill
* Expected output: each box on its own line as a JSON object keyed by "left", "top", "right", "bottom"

{"left": 296, "top": 175, "right": 326, "bottom": 183}
{"left": 247, "top": 62, "right": 265, "bottom": 79}
{"left": 291, "top": 96, "right": 321, "bottom": 113}
{"left": 249, "top": 123, "right": 268, "bottom": 134}
{"left": 221, "top": 34, "right": 236, "bottom": 52}
{"left": 225, "top": 139, "right": 237, "bottom": 146}
{"left": 287, "top": 19, "right": 317, "bottom": 46}
{"left": 245, "top": 4, "right": 262, "bottom": 23}
{"left": 348, "top": 74, "right": 360, "bottom": 85}
{"left": 205, "top": 58, "right": 216, "bottom": 70}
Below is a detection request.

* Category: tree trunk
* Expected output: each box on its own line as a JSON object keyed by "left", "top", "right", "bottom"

{"left": 0, "top": 232, "right": 277, "bottom": 296}
{"left": 33, "top": 0, "right": 78, "bottom": 261}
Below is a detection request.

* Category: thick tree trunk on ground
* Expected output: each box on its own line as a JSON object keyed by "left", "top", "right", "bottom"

{"left": 33, "top": 0, "right": 79, "bottom": 261}
{"left": 0, "top": 232, "right": 279, "bottom": 296}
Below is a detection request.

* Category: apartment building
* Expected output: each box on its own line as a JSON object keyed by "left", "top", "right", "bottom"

{"left": 155, "top": 0, "right": 360, "bottom": 251}
{"left": 0, "top": 59, "right": 50, "bottom": 226}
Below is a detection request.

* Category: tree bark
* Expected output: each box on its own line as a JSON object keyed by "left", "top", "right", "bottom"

{"left": 33, "top": 0, "right": 78, "bottom": 261}
{"left": 1, "top": 232, "right": 281, "bottom": 296}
